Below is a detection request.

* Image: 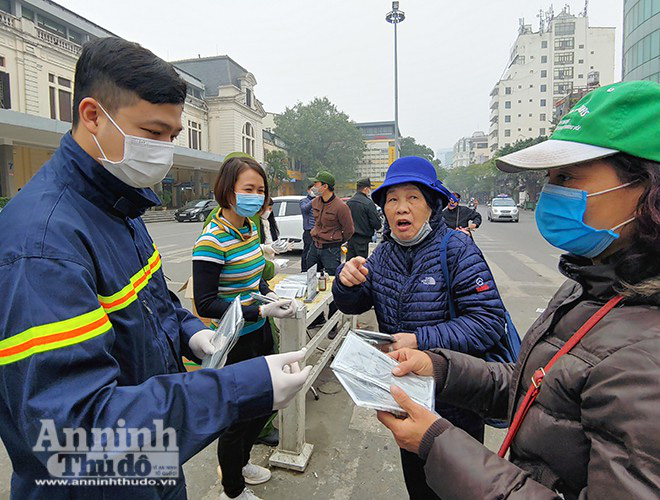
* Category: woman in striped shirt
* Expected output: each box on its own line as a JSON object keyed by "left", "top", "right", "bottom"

{"left": 193, "top": 156, "right": 297, "bottom": 500}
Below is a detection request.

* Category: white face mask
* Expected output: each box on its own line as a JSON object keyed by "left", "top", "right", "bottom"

{"left": 391, "top": 219, "right": 433, "bottom": 247}
{"left": 92, "top": 103, "right": 174, "bottom": 189}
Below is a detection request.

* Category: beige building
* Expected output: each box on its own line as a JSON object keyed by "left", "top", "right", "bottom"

{"left": 488, "top": 5, "right": 615, "bottom": 153}
{"left": 0, "top": 0, "right": 272, "bottom": 208}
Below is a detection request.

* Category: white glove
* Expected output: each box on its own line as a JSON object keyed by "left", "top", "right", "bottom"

{"left": 261, "top": 244, "right": 275, "bottom": 259}
{"left": 271, "top": 239, "right": 293, "bottom": 254}
{"left": 266, "top": 292, "right": 279, "bottom": 300}
{"left": 265, "top": 349, "right": 312, "bottom": 410}
{"left": 272, "top": 260, "right": 282, "bottom": 275}
{"left": 189, "top": 329, "right": 215, "bottom": 359}
{"left": 260, "top": 299, "right": 297, "bottom": 319}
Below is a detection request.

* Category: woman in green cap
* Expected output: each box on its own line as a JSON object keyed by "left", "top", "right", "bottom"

{"left": 376, "top": 81, "right": 660, "bottom": 499}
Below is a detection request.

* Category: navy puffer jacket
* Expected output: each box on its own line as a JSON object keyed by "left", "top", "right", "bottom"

{"left": 333, "top": 208, "right": 507, "bottom": 356}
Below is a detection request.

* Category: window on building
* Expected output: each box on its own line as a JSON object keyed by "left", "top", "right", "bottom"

{"left": 578, "top": 44, "right": 584, "bottom": 49}
{"left": 590, "top": 51, "right": 594, "bottom": 54}
{"left": 578, "top": 59, "right": 584, "bottom": 63}
{"left": 22, "top": 6, "right": 35, "bottom": 20}
{"left": 554, "top": 82, "right": 573, "bottom": 95}
{"left": 505, "top": 87, "right": 511, "bottom": 94}
{"left": 245, "top": 88, "right": 252, "bottom": 108}
{"left": 540, "top": 113, "right": 546, "bottom": 121}
{"left": 514, "top": 55, "right": 525, "bottom": 65}
{"left": 505, "top": 143, "right": 510, "bottom": 147}
{"left": 554, "top": 67, "right": 574, "bottom": 80}
{"left": 505, "top": 115, "right": 511, "bottom": 123}
{"left": 0, "top": 71, "right": 10, "bottom": 110}
{"left": 68, "top": 30, "right": 83, "bottom": 45}
{"left": 541, "top": 55, "right": 548, "bottom": 63}
{"left": 518, "top": 100, "right": 522, "bottom": 103}
{"left": 505, "top": 101, "right": 511, "bottom": 109}
{"left": 529, "top": 128, "right": 533, "bottom": 131}
{"left": 540, "top": 128, "right": 546, "bottom": 136}
{"left": 554, "top": 52, "right": 574, "bottom": 65}
{"left": 555, "top": 38, "right": 575, "bottom": 51}
{"left": 38, "top": 16, "right": 67, "bottom": 38}
{"left": 541, "top": 99, "right": 546, "bottom": 106}
{"left": 541, "top": 70, "right": 547, "bottom": 77}
{"left": 242, "top": 122, "right": 255, "bottom": 156}
{"left": 48, "top": 74, "right": 72, "bottom": 122}
{"left": 188, "top": 120, "right": 202, "bottom": 150}
{"left": 0, "top": 0, "right": 10, "bottom": 13}
{"left": 0, "top": 56, "right": 4, "bottom": 67}
{"left": 578, "top": 74, "right": 584, "bottom": 79}
{"left": 541, "top": 84, "right": 547, "bottom": 92}
{"left": 504, "top": 130, "right": 511, "bottom": 137}
{"left": 541, "top": 40, "right": 548, "bottom": 48}
{"left": 554, "top": 22, "right": 575, "bottom": 36}
{"left": 529, "top": 113, "right": 532, "bottom": 117}
{"left": 530, "top": 84, "right": 534, "bottom": 88}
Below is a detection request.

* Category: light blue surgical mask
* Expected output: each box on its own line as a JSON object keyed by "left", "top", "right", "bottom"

{"left": 234, "top": 193, "right": 265, "bottom": 217}
{"left": 535, "top": 182, "right": 636, "bottom": 258}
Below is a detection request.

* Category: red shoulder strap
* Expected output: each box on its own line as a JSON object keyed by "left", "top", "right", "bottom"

{"left": 497, "top": 295, "right": 624, "bottom": 458}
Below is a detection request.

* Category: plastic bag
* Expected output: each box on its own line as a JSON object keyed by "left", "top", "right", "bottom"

{"left": 331, "top": 332, "right": 435, "bottom": 416}
{"left": 201, "top": 297, "right": 244, "bottom": 369}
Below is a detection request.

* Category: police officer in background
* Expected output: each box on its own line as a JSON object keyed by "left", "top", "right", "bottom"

{"left": 346, "top": 178, "right": 382, "bottom": 260}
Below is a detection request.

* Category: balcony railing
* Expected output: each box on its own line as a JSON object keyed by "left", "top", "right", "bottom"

{"left": 1, "top": 11, "right": 17, "bottom": 28}
{"left": 36, "top": 27, "right": 82, "bottom": 55}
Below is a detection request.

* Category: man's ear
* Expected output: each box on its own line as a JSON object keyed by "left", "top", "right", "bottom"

{"left": 77, "top": 97, "right": 102, "bottom": 135}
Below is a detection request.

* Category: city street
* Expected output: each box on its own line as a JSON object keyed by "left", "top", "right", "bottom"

{"left": 0, "top": 208, "right": 566, "bottom": 499}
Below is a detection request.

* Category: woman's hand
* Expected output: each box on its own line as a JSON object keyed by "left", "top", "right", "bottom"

{"left": 377, "top": 385, "right": 441, "bottom": 454}
{"left": 382, "top": 333, "right": 418, "bottom": 352}
{"left": 388, "top": 348, "right": 433, "bottom": 377}
{"left": 339, "top": 257, "right": 369, "bottom": 287}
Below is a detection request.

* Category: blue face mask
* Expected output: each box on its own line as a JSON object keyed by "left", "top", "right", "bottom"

{"left": 535, "top": 182, "right": 636, "bottom": 258}
{"left": 234, "top": 193, "right": 265, "bottom": 218}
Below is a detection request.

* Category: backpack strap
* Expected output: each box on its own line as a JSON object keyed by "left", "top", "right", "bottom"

{"left": 440, "top": 230, "right": 457, "bottom": 320}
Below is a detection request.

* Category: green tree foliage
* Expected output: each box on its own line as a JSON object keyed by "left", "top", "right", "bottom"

{"left": 443, "top": 136, "right": 548, "bottom": 201}
{"left": 400, "top": 136, "right": 447, "bottom": 180}
{"left": 264, "top": 150, "right": 290, "bottom": 190}
{"left": 274, "top": 98, "right": 364, "bottom": 182}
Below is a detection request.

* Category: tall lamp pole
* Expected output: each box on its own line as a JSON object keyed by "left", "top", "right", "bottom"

{"left": 386, "top": 1, "right": 405, "bottom": 159}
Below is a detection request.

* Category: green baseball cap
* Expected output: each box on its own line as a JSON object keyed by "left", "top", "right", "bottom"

{"left": 497, "top": 80, "right": 660, "bottom": 172}
{"left": 310, "top": 170, "right": 335, "bottom": 186}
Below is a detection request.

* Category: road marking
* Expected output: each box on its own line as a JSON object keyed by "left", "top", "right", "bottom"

{"left": 510, "top": 251, "right": 565, "bottom": 286}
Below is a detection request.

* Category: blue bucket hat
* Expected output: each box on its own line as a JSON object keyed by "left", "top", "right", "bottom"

{"left": 371, "top": 156, "right": 453, "bottom": 208}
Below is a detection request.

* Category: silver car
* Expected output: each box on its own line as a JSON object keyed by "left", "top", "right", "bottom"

{"left": 488, "top": 197, "right": 519, "bottom": 222}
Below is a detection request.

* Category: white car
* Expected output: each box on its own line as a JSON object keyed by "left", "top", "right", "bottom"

{"left": 488, "top": 197, "right": 519, "bottom": 222}
{"left": 272, "top": 196, "right": 305, "bottom": 251}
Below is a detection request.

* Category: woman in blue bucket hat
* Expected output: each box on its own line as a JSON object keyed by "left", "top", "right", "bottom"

{"left": 332, "top": 156, "right": 509, "bottom": 499}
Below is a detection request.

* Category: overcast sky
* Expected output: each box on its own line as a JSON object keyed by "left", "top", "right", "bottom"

{"left": 58, "top": 0, "right": 623, "bottom": 155}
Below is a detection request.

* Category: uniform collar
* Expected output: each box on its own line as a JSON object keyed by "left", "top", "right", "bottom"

{"left": 55, "top": 133, "right": 161, "bottom": 219}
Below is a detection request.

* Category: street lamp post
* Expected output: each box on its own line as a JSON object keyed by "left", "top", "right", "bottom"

{"left": 386, "top": 1, "right": 405, "bottom": 159}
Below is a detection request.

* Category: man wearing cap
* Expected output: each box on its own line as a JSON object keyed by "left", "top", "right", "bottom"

{"left": 346, "top": 178, "right": 382, "bottom": 260}
{"left": 306, "top": 170, "right": 354, "bottom": 276}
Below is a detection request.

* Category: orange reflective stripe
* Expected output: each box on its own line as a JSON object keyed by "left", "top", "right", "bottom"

{"left": 0, "top": 307, "right": 112, "bottom": 365}
{"left": 98, "top": 247, "right": 162, "bottom": 314}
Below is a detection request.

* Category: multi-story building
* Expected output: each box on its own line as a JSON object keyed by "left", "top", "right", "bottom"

{"left": 623, "top": 0, "right": 660, "bottom": 82}
{"left": 451, "top": 131, "right": 490, "bottom": 168}
{"left": 355, "top": 121, "right": 396, "bottom": 187}
{"left": 488, "top": 5, "right": 615, "bottom": 153}
{"left": 0, "top": 0, "right": 270, "bottom": 207}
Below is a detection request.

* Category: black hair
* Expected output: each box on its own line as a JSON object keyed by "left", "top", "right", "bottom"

{"left": 72, "top": 37, "right": 187, "bottom": 127}
{"left": 605, "top": 153, "right": 660, "bottom": 297}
